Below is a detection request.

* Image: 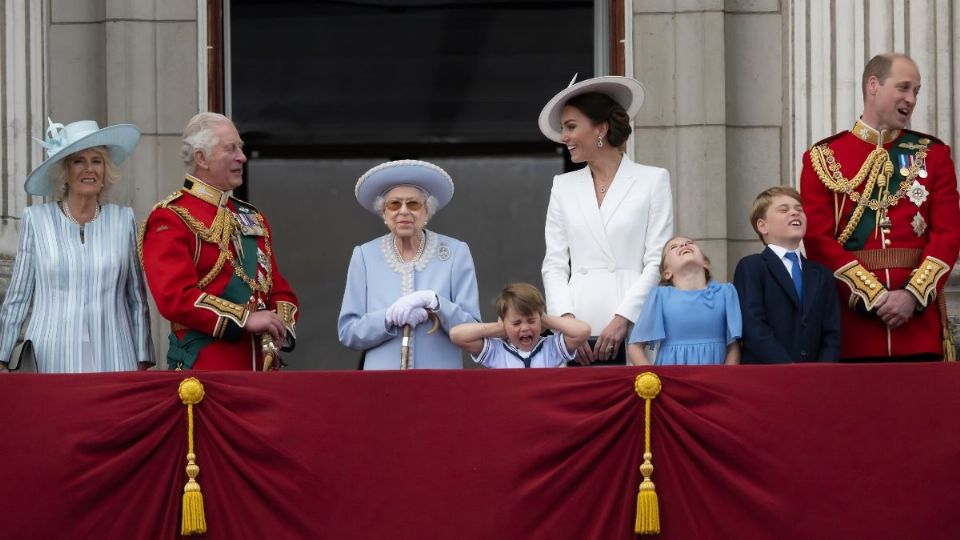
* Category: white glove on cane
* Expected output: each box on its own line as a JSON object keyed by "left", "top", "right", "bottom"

{"left": 401, "top": 307, "right": 430, "bottom": 328}
{"left": 386, "top": 290, "right": 439, "bottom": 327}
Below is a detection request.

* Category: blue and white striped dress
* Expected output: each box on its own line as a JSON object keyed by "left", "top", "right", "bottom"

{"left": 0, "top": 202, "right": 154, "bottom": 372}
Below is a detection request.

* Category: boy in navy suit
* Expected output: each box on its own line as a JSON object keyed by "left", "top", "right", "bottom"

{"left": 733, "top": 187, "right": 841, "bottom": 363}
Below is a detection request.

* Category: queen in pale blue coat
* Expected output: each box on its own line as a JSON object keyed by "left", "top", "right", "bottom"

{"left": 338, "top": 160, "right": 480, "bottom": 370}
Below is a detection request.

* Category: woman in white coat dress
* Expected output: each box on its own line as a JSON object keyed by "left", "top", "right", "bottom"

{"left": 540, "top": 76, "right": 674, "bottom": 365}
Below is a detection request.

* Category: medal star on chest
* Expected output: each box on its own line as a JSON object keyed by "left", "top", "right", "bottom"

{"left": 907, "top": 181, "right": 929, "bottom": 207}
{"left": 911, "top": 213, "right": 927, "bottom": 236}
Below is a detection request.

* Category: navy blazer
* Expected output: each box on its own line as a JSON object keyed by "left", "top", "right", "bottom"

{"left": 733, "top": 247, "right": 841, "bottom": 363}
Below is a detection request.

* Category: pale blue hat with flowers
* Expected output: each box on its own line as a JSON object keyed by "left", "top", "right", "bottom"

{"left": 24, "top": 118, "right": 141, "bottom": 196}
{"left": 355, "top": 159, "right": 455, "bottom": 215}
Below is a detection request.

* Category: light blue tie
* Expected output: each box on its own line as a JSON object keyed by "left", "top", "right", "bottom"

{"left": 784, "top": 251, "right": 803, "bottom": 300}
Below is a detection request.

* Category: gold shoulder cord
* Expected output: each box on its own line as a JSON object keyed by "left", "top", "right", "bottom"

{"left": 138, "top": 191, "right": 184, "bottom": 264}
{"left": 810, "top": 145, "right": 890, "bottom": 244}
{"left": 157, "top": 203, "right": 274, "bottom": 294}
{"left": 810, "top": 141, "right": 928, "bottom": 245}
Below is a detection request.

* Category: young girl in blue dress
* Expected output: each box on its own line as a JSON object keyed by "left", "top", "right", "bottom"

{"left": 627, "top": 236, "right": 742, "bottom": 365}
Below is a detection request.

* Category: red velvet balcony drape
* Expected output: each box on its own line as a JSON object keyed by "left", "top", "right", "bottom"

{"left": 0, "top": 364, "right": 957, "bottom": 539}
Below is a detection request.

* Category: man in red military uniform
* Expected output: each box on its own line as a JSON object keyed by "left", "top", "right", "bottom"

{"left": 801, "top": 53, "right": 960, "bottom": 361}
{"left": 140, "top": 112, "right": 298, "bottom": 370}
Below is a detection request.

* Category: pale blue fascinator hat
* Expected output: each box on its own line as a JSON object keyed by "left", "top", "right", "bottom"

{"left": 355, "top": 159, "right": 455, "bottom": 215}
{"left": 24, "top": 118, "right": 141, "bottom": 196}
{"left": 538, "top": 74, "right": 645, "bottom": 143}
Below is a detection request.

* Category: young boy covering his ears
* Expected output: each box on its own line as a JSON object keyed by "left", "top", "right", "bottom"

{"left": 450, "top": 283, "right": 590, "bottom": 368}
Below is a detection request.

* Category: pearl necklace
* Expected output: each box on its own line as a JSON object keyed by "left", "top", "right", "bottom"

{"left": 394, "top": 231, "right": 425, "bottom": 263}
{"left": 61, "top": 199, "right": 101, "bottom": 243}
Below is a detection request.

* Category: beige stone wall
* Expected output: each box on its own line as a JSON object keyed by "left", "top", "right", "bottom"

{"left": 47, "top": 0, "right": 200, "bottom": 220}
{"left": 630, "top": 0, "right": 785, "bottom": 280}
{"left": 1, "top": 0, "right": 200, "bottom": 240}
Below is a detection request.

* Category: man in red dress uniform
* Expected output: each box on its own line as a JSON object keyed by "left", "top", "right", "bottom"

{"left": 140, "top": 112, "right": 298, "bottom": 370}
{"left": 801, "top": 53, "right": 960, "bottom": 361}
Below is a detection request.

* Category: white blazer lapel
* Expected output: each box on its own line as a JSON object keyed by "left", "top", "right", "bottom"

{"left": 599, "top": 157, "right": 638, "bottom": 225}
{"left": 572, "top": 167, "right": 616, "bottom": 260}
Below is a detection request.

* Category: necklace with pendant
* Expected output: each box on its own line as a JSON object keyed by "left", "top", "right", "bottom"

{"left": 596, "top": 177, "right": 611, "bottom": 194}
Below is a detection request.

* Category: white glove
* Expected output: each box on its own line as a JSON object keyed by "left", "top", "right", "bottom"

{"left": 401, "top": 307, "right": 430, "bottom": 328}
{"left": 386, "top": 290, "right": 439, "bottom": 327}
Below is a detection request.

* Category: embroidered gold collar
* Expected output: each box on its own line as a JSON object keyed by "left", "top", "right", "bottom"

{"left": 851, "top": 119, "right": 900, "bottom": 146}
{"left": 183, "top": 174, "right": 232, "bottom": 207}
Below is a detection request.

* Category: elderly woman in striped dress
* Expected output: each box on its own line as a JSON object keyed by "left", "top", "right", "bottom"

{"left": 0, "top": 119, "right": 154, "bottom": 372}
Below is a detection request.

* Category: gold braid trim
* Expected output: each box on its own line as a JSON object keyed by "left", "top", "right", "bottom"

{"left": 165, "top": 204, "right": 274, "bottom": 294}
{"left": 834, "top": 261, "right": 888, "bottom": 310}
{"left": 275, "top": 301, "right": 298, "bottom": 338}
{"left": 811, "top": 145, "right": 889, "bottom": 244}
{"left": 137, "top": 217, "right": 148, "bottom": 265}
{"left": 810, "top": 140, "right": 930, "bottom": 245}
{"left": 138, "top": 191, "right": 185, "bottom": 264}
{"left": 194, "top": 293, "right": 249, "bottom": 329}
{"left": 906, "top": 256, "right": 951, "bottom": 308}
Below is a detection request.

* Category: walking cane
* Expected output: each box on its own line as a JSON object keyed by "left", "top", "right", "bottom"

{"left": 400, "top": 312, "right": 441, "bottom": 370}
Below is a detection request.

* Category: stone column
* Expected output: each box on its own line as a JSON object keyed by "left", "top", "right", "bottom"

{"left": 631, "top": 0, "right": 730, "bottom": 278}
{"left": 725, "top": 1, "right": 786, "bottom": 270}
{"left": 0, "top": 0, "right": 45, "bottom": 254}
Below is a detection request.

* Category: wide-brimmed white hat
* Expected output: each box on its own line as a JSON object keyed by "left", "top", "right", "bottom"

{"left": 538, "top": 75, "right": 645, "bottom": 143}
{"left": 24, "top": 118, "right": 141, "bottom": 196}
{"left": 355, "top": 159, "right": 455, "bottom": 215}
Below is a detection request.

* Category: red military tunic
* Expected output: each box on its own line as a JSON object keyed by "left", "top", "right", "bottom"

{"left": 140, "top": 175, "right": 298, "bottom": 370}
{"left": 800, "top": 119, "right": 960, "bottom": 359}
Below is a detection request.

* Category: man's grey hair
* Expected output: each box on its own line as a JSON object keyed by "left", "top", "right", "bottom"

{"left": 181, "top": 112, "right": 233, "bottom": 173}
{"left": 373, "top": 185, "right": 439, "bottom": 219}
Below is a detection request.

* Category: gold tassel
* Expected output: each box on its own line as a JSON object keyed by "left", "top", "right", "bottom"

{"left": 634, "top": 372, "right": 662, "bottom": 535}
{"left": 937, "top": 295, "right": 956, "bottom": 362}
{"left": 179, "top": 377, "right": 208, "bottom": 535}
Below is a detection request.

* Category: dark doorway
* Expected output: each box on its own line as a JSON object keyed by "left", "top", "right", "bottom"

{"left": 229, "top": 0, "right": 595, "bottom": 369}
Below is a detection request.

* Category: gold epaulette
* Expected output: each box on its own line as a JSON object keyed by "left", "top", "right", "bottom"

{"left": 835, "top": 261, "right": 888, "bottom": 310}
{"left": 138, "top": 191, "right": 186, "bottom": 263}
{"left": 195, "top": 293, "right": 249, "bottom": 337}
{"left": 906, "top": 256, "right": 950, "bottom": 307}
{"left": 155, "top": 190, "right": 185, "bottom": 209}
